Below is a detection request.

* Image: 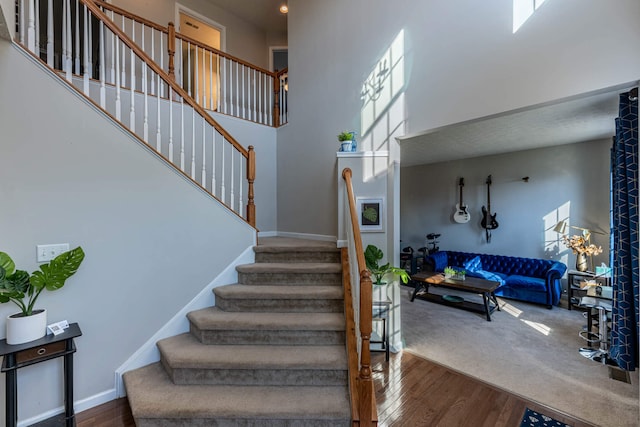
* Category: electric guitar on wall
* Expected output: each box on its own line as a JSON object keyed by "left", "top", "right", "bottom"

{"left": 453, "top": 177, "right": 470, "bottom": 223}
{"left": 481, "top": 175, "right": 499, "bottom": 242}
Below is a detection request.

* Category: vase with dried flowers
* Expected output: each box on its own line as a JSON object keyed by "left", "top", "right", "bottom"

{"left": 561, "top": 234, "right": 603, "bottom": 272}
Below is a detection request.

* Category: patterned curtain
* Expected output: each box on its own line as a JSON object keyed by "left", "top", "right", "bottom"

{"left": 610, "top": 88, "right": 639, "bottom": 371}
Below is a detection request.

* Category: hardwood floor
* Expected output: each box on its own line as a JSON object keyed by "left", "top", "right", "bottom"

{"left": 69, "top": 351, "right": 595, "bottom": 427}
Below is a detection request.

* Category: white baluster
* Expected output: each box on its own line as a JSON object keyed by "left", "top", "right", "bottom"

{"left": 241, "top": 65, "right": 245, "bottom": 119}
{"left": 180, "top": 99, "right": 185, "bottom": 171}
{"left": 235, "top": 61, "right": 239, "bottom": 117}
{"left": 194, "top": 45, "right": 200, "bottom": 105}
{"left": 74, "top": 0, "right": 79, "bottom": 75}
{"left": 61, "top": 0, "right": 66, "bottom": 70}
{"left": 216, "top": 55, "right": 221, "bottom": 112}
{"left": 82, "top": 4, "right": 89, "bottom": 95}
{"left": 20, "top": 0, "right": 26, "bottom": 45}
{"left": 222, "top": 57, "right": 227, "bottom": 114}
{"left": 169, "top": 87, "right": 174, "bottom": 162}
{"left": 120, "top": 16, "right": 126, "bottom": 87}
{"left": 230, "top": 148, "right": 235, "bottom": 211}
{"left": 156, "top": 77, "right": 162, "bottom": 152}
{"left": 115, "top": 38, "right": 121, "bottom": 120}
{"left": 141, "top": 25, "right": 147, "bottom": 92}
{"left": 257, "top": 70, "right": 262, "bottom": 123}
{"left": 268, "top": 75, "right": 273, "bottom": 126}
{"left": 159, "top": 33, "right": 164, "bottom": 98}
{"left": 34, "top": 0, "right": 39, "bottom": 57}
{"left": 229, "top": 59, "right": 233, "bottom": 116}
{"left": 65, "top": 0, "right": 72, "bottom": 81}
{"left": 201, "top": 118, "right": 206, "bottom": 185}
{"left": 143, "top": 65, "right": 149, "bottom": 141}
{"left": 47, "top": 0, "right": 53, "bottom": 66}
{"left": 187, "top": 43, "right": 192, "bottom": 97}
{"left": 211, "top": 131, "right": 216, "bottom": 195}
{"left": 220, "top": 138, "right": 226, "bottom": 204}
{"left": 27, "top": 0, "right": 35, "bottom": 53}
{"left": 109, "top": 12, "right": 115, "bottom": 84}
{"left": 239, "top": 159, "right": 244, "bottom": 216}
{"left": 99, "top": 21, "right": 106, "bottom": 108}
{"left": 252, "top": 69, "right": 256, "bottom": 122}
{"left": 150, "top": 30, "right": 156, "bottom": 96}
{"left": 129, "top": 20, "right": 136, "bottom": 133}
{"left": 209, "top": 52, "right": 213, "bottom": 110}
{"left": 191, "top": 108, "right": 196, "bottom": 179}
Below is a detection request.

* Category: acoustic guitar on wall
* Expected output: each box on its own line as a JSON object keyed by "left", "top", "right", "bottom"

{"left": 481, "top": 175, "right": 499, "bottom": 242}
{"left": 453, "top": 177, "right": 470, "bottom": 223}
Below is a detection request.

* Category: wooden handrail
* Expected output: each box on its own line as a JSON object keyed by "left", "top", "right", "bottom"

{"left": 94, "top": 0, "right": 167, "bottom": 32}
{"left": 81, "top": 0, "right": 248, "bottom": 158}
{"left": 342, "top": 168, "right": 376, "bottom": 426}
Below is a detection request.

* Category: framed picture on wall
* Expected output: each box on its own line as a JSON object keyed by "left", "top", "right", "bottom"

{"left": 357, "top": 197, "right": 384, "bottom": 232}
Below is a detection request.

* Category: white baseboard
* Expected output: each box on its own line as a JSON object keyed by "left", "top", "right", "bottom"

{"left": 337, "top": 240, "right": 348, "bottom": 248}
{"left": 258, "top": 230, "right": 278, "bottom": 237}
{"left": 276, "top": 231, "right": 337, "bottom": 242}
{"left": 17, "top": 389, "right": 117, "bottom": 427}
{"left": 113, "top": 244, "right": 256, "bottom": 397}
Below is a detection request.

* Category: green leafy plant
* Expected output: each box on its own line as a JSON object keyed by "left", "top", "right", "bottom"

{"left": 337, "top": 131, "right": 355, "bottom": 142}
{"left": 364, "top": 244, "right": 410, "bottom": 285}
{"left": 0, "top": 247, "right": 85, "bottom": 316}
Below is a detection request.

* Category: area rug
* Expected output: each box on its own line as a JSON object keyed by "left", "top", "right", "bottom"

{"left": 399, "top": 285, "right": 639, "bottom": 427}
{"left": 520, "top": 408, "right": 571, "bottom": 427}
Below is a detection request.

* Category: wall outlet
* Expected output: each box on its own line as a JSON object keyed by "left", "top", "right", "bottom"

{"left": 36, "top": 243, "right": 70, "bottom": 262}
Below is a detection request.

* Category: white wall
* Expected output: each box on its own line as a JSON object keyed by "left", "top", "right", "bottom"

{"left": 279, "top": 0, "right": 640, "bottom": 239}
{"left": 400, "top": 139, "right": 612, "bottom": 270}
{"left": 0, "top": 41, "right": 255, "bottom": 422}
{"left": 111, "top": 0, "right": 270, "bottom": 68}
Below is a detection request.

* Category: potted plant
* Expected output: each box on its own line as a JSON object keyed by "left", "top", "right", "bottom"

{"left": 0, "top": 246, "right": 85, "bottom": 344}
{"left": 364, "top": 244, "right": 410, "bottom": 301}
{"left": 338, "top": 131, "right": 355, "bottom": 152}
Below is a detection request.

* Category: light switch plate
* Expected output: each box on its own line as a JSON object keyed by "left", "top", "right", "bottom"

{"left": 37, "top": 243, "right": 70, "bottom": 262}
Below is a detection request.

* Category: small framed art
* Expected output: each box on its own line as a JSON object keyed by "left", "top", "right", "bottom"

{"left": 357, "top": 197, "right": 384, "bottom": 232}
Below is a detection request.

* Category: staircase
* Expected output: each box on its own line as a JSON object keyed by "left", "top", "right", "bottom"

{"left": 123, "top": 237, "right": 352, "bottom": 426}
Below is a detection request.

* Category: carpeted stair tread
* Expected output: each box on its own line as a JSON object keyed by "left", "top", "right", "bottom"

{"left": 236, "top": 262, "right": 342, "bottom": 273}
{"left": 158, "top": 333, "right": 348, "bottom": 370}
{"left": 187, "top": 307, "right": 345, "bottom": 331}
{"left": 214, "top": 284, "right": 344, "bottom": 299}
{"left": 124, "top": 363, "right": 351, "bottom": 422}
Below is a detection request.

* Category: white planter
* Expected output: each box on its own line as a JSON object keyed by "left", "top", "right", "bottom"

{"left": 340, "top": 141, "right": 353, "bottom": 152}
{"left": 6, "top": 309, "right": 47, "bottom": 345}
{"left": 373, "top": 283, "right": 389, "bottom": 302}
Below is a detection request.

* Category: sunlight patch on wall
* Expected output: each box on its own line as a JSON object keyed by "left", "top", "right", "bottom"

{"left": 513, "top": 0, "right": 547, "bottom": 33}
{"left": 543, "top": 201, "right": 570, "bottom": 266}
{"left": 361, "top": 30, "right": 405, "bottom": 137}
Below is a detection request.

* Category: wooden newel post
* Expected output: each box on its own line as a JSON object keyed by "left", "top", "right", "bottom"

{"left": 359, "top": 269, "right": 374, "bottom": 426}
{"left": 246, "top": 146, "right": 256, "bottom": 227}
{"left": 167, "top": 22, "right": 176, "bottom": 81}
{"left": 273, "top": 74, "right": 281, "bottom": 128}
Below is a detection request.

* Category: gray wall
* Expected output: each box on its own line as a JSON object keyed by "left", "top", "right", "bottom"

{"left": 400, "top": 139, "right": 612, "bottom": 270}
{"left": 278, "top": 0, "right": 640, "bottom": 238}
{"left": 0, "top": 41, "right": 255, "bottom": 421}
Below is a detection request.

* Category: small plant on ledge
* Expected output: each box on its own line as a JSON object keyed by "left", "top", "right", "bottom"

{"left": 337, "top": 131, "right": 355, "bottom": 142}
{"left": 364, "top": 244, "right": 410, "bottom": 286}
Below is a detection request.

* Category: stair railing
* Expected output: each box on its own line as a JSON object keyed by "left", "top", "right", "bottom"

{"left": 91, "top": 0, "right": 288, "bottom": 127}
{"left": 342, "top": 168, "right": 377, "bottom": 426}
{"left": 15, "top": 0, "right": 256, "bottom": 227}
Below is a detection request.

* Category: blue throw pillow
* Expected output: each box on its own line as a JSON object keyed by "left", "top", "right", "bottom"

{"left": 463, "top": 256, "right": 482, "bottom": 272}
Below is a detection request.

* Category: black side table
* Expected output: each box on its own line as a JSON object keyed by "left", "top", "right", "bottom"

{"left": 372, "top": 300, "right": 391, "bottom": 361}
{"left": 0, "top": 323, "right": 82, "bottom": 427}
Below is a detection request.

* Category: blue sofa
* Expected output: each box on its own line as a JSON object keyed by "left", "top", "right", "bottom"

{"left": 425, "top": 251, "right": 567, "bottom": 308}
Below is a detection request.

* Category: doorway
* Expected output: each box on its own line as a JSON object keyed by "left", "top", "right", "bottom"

{"left": 176, "top": 5, "right": 225, "bottom": 109}
{"left": 269, "top": 46, "right": 288, "bottom": 72}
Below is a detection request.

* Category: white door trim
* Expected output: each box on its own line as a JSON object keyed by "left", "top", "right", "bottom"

{"left": 175, "top": 3, "right": 226, "bottom": 52}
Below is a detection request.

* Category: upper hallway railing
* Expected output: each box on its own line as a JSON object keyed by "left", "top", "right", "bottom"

{"left": 342, "top": 167, "right": 377, "bottom": 426}
{"left": 92, "top": 0, "right": 288, "bottom": 127}
{"left": 14, "top": 0, "right": 256, "bottom": 227}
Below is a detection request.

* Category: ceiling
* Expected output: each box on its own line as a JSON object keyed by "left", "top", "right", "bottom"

{"left": 398, "top": 86, "right": 633, "bottom": 167}
{"left": 205, "top": 0, "right": 288, "bottom": 33}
